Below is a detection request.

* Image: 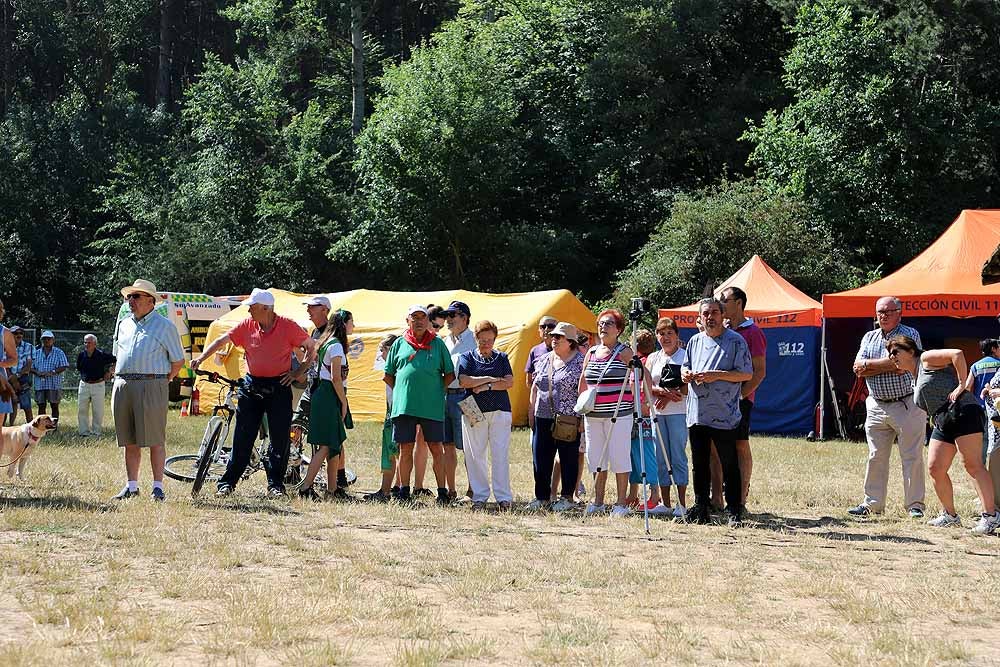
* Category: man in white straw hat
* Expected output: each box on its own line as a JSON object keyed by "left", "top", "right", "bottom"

{"left": 111, "top": 279, "right": 185, "bottom": 501}
{"left": 31, "top": 329, "right": 68, "bottom": 426}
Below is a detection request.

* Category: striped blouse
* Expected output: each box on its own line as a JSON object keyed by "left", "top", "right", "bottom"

{"left": 582, "top": 344, "right": 633, "bottom": 418}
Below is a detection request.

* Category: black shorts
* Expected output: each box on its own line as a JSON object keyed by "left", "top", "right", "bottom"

{"left": 736, "top": 399, "right": 753, "bottom": 440}
{"left": 930, "top": 402, "right": 984, "bottom": 445}
{"left": 392, "top": 415, "right": 445, "bottom": 444}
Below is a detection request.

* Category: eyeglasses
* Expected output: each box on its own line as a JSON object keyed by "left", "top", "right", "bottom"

{"left": 431, "top": 322, "right": 442, "bottom": 330}
{"left": 598, "top": 319, "right": 617, "bottom": 328}
{"left": 540, "top": 323, "right": 556, "bottom": 330}
{"left": 125, "top": 293, "right": 147, "bottom": 301}
{"left": 876, "top": 309, "right": 901, "bottom": 316}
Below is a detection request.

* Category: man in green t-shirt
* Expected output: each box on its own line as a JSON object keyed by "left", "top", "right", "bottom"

{"left": 383, "top": 305, "right": 455, "bottom": 502}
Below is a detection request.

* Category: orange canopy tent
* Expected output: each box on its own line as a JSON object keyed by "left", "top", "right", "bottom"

{"left": 824, "top": 209, "right": 1000, "bottom": 318}
{"left": 658, "top": 254, "right": 822, "bottom": 328}
{"left": 659, "top": 255, "right": 822, "bottom": 434}
{"left": 820, "top": 209, "right": 1000, "bottom": 438}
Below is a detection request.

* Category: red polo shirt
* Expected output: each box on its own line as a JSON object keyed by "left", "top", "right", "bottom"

{"left": 228, "top": 315, "right": 308, "bottom": 378}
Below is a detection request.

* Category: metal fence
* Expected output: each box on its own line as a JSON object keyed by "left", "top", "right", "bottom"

{"left": 13, "top": 328, "right": 105, "bottom": 395}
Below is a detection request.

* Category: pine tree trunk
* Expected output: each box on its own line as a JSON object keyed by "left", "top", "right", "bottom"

{"left": 157, "top": 0, "right": 175, "bottom": 109}
{"left": 350, "top": 0, "right": 365, "bottom": 137}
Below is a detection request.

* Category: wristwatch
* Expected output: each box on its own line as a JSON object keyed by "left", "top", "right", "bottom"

{"left": 487, "top": 383, "right": 493, "bottom": 391}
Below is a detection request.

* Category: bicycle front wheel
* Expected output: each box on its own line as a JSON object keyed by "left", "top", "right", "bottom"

{"left": 164, "top": 455, "right": 201, "bottom": 482}
{"left": 192, "top": 421, "right": 226, "bottom": 496}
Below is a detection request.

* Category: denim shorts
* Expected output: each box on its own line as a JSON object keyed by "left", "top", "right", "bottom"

{"left": 443, "top": 392, "right": 465, "bottom": 450}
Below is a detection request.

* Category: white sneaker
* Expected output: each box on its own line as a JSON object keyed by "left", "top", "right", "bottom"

{"left": 649, "top": 503, "right": 671, "bottom": 516}
{"left": 672, "top": 504, "right": 687, "bottom": 518}
{"left": 585, "top": 503, "right": 606, "bottom": 515}
{"left": 927, "top": 511, "right": 961, "bottom": 528}
{"left": 610, "top": 505, "right": 631, "bottom": 518}
{"left": 526, "top": 499, "right": 547, "bottom": 512}
{"left": 551, "top": 498, "right": 576, "bottom": 512}
{"left": 970, "top": 511, "right": 1000, "bottom": 535}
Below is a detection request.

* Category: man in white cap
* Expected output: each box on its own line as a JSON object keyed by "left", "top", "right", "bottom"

{"left": 76, "top": 334, "right": 116, "bottom": 436}
{"left": 193, "top": 288, "right": 316, "bottom": 498}
{"left": 292, "top": 295, "right": 332, "bottom": 427}
{"left": 382, "top": 304, "right": 455, "bottom": 502}
{"left": 31, "top": 330, "right": 68, "bottom": 426}
{"left": 111, "top": 279, "right": 185, "bottom": 501}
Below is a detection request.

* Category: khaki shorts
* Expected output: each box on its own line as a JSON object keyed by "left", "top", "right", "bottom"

{"left": 112, "top": 378, "right": 169, "bottom": 447}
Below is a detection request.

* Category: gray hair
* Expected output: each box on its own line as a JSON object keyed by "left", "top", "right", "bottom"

{"left": 878, "top": 296, "right": 902, "bottom": 311}
{"left": 698, "top": 297, "right": 724, "bottom": 312}
{"left": 84, "top": 334, "right": 97, "bottom": 343}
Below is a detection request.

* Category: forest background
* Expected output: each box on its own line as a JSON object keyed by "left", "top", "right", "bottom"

{"left": 1, "top": 0, "right": 998, "bottom": 329}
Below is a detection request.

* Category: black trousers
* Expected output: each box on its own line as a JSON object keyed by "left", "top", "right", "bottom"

{"left": 219, "top": 375, "right": 292, "bottom": 491}
{"left": 532, "top": 417, "right": 580, "bottom": 501}
{"left": 689, "top": 424, "right": 742, "bottom": 513}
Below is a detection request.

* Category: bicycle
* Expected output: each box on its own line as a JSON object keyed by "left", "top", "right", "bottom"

{"left": 164, "top": 370, "right": 311, "bottom": 496}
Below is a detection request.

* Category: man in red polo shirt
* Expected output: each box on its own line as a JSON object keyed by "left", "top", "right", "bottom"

{"left": 193, "top": 288, "right": 317, "bottom": 497}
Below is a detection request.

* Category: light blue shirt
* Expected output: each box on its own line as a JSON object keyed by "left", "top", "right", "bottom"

{"left": 13, "top": 340, "right": 32, "bottom": 376}
{"left": 33, "top": 345, "right": 69, "bottom": 391}
{"left": 683, "top": 329, "right": 752, "bottom": 429}
{"left": 113, "top": 310, "right": 184, "bottom": 375}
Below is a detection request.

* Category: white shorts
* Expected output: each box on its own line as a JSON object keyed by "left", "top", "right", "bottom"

{"left": 585, "top": 414, "right": 633, "bottom": 474}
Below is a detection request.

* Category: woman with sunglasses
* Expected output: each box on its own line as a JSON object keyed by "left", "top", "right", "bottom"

{"left": 528, "top": 322, "right": 584, "bottom": 511}
{"left": 578, "top": 309, "right": 641, "bottom": 517}
{"left": 888, "top": 335, "right": 1000, "bottom": 534}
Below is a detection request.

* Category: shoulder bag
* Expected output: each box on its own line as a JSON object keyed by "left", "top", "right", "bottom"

{"left": 574, "top": 344, "right": 622, "bottom": 416}
{"left": 546, "top": 353, "right": 580, "bottom": 442}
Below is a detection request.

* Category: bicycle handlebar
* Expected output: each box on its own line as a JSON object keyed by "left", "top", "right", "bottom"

{"left": 195, "top": 369, "right": 240, "bottom": 388}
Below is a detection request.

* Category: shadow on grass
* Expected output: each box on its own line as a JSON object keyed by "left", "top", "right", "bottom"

{"left": 0, "top": 494, "right": 114, "bottom": 513}
{"left": 192, "top": 497, "right": 302, "bottom": 516}
{"left": 748, "top": 512, "right": 933, "bottom": 545}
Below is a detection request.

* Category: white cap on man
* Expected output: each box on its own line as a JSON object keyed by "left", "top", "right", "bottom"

{"left": 407, "top": 304, "right": 428, "bottom": 317}
{"left": 242, "top": 288, "right": 275, "bottom": 307}
{"left": 303, "top": 295, "right": 332, "bottom": 309}
{"left": 41, "top": 330, "right": 54, "bottom": 339}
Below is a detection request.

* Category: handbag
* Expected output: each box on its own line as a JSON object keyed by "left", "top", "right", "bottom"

{"left": 457, "top": 394, "right": 485, "bottom": 427}
{"left": 658, "top": 361, "right": 683, "bottom": 390}
{"left": 574, "top": 344, "right": 622, "bottom": 416}
{"left": 546, "top": 353, "right": 579, "bottom": 442}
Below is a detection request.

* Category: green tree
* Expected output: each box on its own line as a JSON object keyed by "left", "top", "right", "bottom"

{"left": 744, "top": 1, "right": 1000, "bottom": 270}
{"left": 608, "top": 179, "right": 862, "bottom": 313}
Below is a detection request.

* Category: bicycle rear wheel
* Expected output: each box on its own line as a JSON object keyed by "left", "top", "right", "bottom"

{"left": 164, "top": 455, "right": 201, "bottom": 482}
{"left": 192, "top": 421, "right": 226, "bottom": 496}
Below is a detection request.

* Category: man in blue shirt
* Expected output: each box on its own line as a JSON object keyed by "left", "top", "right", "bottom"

{"left": 681, "top": 298, "right": 752, "bottom": 526}
{"left": 31, "top": 331, "right": 68, "bottom": 426}
{"left": 966, "top": 338, "right": 1000, "bottom": 463}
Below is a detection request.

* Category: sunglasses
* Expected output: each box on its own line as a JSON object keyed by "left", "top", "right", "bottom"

{"left": 125, "top": 293, "right": 147, "bottom": 301}
{"left": 549, "top": 333, "right": 564, "bottom": 340}
{"left": 540, "top": 323, "right": 556, "bottom": 330}
{"left": 888, "top": 347, "right": 911, "bottom": 357}
{"left": 431, "top": 322, "right": 443, "bottom": 329}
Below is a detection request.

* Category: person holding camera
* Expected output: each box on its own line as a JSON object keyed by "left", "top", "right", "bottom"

{"left": 681, "top": 298, "right": 752, "bottom": 526}
{"left": 528, "top": 322, "right": 584, "bottom": 512}
{"left": 646, "top": 317, "right": 689, "bottom": 517}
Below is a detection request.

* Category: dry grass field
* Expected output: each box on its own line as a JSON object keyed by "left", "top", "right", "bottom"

{"left": 1, "top": 401, "right": 999, "bottom": 666}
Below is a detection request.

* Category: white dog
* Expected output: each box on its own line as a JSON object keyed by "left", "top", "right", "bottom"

{"left": 0, "top": 415, "right": 57, "bottom": 479}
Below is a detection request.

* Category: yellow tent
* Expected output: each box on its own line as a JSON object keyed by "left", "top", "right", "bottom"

{"left": 194, "top": 288, "right": 596, "bottom": 425}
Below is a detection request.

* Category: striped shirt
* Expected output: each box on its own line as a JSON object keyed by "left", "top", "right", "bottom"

{"left": 13, "top": 340, "right": 32, "bottom": 376}
{"left": 582, "top": 344, "right": 633, "bottom": 418}
{"left": 855, "top": 323, "right": 922, "bottom": 401}
{"left": 114, "top": 310, "right": 185, "bottom": 375}
{"left": 33, "top": 346, "right": 69, "bottom": 390}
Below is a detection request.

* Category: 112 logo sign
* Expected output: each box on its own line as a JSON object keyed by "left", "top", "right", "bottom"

{"left": 778, "top": 342, "right": 805, "bottom": 357}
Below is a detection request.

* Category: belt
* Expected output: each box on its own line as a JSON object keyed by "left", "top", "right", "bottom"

{"left": 82, "top": 379, "right": 106, "bottom": 384}
{"left": 447, "top": 388, "right": 465, "bottom": 395}
{"left": 873, "top": 394, "right": 912, "bottom": 404}
{"left": 116, "top": 374, "right": 168, "bottom": 380}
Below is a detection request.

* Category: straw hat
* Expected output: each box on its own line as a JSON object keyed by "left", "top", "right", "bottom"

{"left": 120, "top": 279, "right": 163, "bottom": 304}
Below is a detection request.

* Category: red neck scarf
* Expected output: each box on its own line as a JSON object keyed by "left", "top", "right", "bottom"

{"left": 404, "top": 329, "right": 435, "bottom": 360}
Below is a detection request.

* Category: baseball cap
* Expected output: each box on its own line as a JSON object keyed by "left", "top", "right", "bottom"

{"left": 550, "top": 322, "right": 578, "bottom": 340}
{"left": 407, "top": 304, "right": 429, "bottom": 317}
{"left": 241, "top": 288, "right": 275, "bottom": 307}
{"left": 444, "top": 301, "right": 471, "bottom": 318}
{"left": 40, "top": 330, "right": 54, "bottom": 339}
{"left": 10, "top": 326, "right": 22, "bottom": 334}
{"left": 303, "top": 295, "right": 332, "bottom": 309}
